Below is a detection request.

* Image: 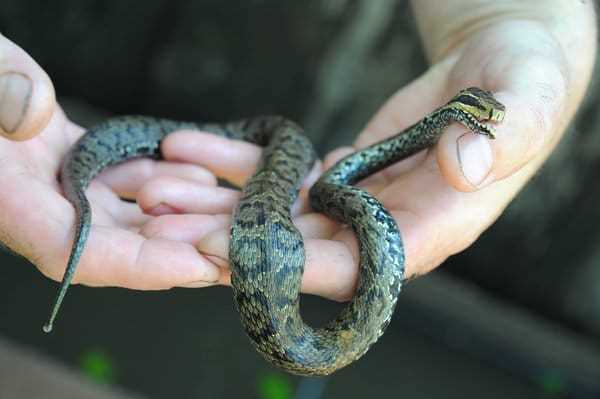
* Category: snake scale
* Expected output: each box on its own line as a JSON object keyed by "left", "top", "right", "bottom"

{"left": 42, "top": 87, "right": 505, "bottom": 375}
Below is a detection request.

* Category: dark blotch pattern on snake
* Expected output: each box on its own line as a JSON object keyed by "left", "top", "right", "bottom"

{"left": 43, "top": 87, "right": 505, "bottom": 375}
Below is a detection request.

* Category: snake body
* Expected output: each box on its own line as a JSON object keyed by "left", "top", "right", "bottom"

{"left": 43, "top": 87, "right": 505, "bottom": 375}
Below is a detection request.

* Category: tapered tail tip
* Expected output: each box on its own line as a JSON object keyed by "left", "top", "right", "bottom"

{"left": 42, "top": 323, "right": 53, "bottom": 333}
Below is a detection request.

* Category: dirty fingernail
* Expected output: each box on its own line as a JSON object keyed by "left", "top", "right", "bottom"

{"left": 457, "top": 134, "right": 494, "bottom": 188}
{"left": 0, "top": 72, "right": 32, "bottom": 134}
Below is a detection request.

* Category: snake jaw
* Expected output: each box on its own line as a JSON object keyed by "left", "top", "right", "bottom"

{"left": 457, "top": 110, "right": 497, "bottom": 140}
{"left": 473, "top": 118, "right": 497, "bottom": 140}
{"left": 470, "top": 113, "right": 497, "bottom": 139}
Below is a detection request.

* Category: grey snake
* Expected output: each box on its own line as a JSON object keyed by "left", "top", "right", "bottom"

{"left": 42, "top": 87, "right": 505, "bottom": 375}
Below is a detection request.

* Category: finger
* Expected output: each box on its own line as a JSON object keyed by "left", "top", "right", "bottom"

{"left": 294, "top": 160, "right": 322, "bottom": 215}
{"left": 62, "top": 226, "right": 221, "bottom": 290}
{"left": 153, "top": 212, "right": 336, "bottom": 251}
{"left": 195, "top": 210, "right": 350, "bottom": 301}
{"left": 162, "top": 131, "right": 321, "bottom": 215}
{"left": 86, "top": 181, "right": 151, "bottom": 227}
{"left": 161, "top": 130, "right": 262, "bottom": 187}
{"left": 139, "top": 214, "right": 230, "bottom": 244}
{"left": 136, "top": 176, "right": 240, "bottom": 216}
{"left": 141, "top": 214, "right": 234, "bottom": 288}
{"left": 0, "top": 34, "right": 55, "bottom": 140}
{"left": 196, "top": 227, "right": 357, "bottom": 301}
{"left": 96, "top": 159, "right": 217, "bottom": 200}
{"left": 295, "top": 213, "right": 339, "bottom": 240}
{"left": 197, "top": 149, "right": 539, "bottom": 302}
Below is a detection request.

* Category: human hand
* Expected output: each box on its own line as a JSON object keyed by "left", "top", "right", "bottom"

{"left": 144, "top": 1, "right": 596, "bottom": 302}
{"left": 0, "top": 34, "right": 224, "bottom": 291}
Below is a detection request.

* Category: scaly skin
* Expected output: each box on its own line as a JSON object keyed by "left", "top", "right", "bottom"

{"left": 45, "top": 87, "right": 505, "bottom": 376}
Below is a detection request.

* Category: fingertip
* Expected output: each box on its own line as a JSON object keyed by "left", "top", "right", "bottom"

{"left": 161, "top": 130, "right": 262, "bottom": 186}
{"left": 302, "top": 160, "right": 322, "bottom": 190}
{"left": 295, "top": 161, "right": 323, "bottom": 215}
{"left": 137, "top": 176, "right": 239, "bottom": 216}
{"left": 97, "top": 159, "right": 217, "bottom": 199}
{"left": 302, "top": 238, "right": 357, "bottom": 302}
{"left": 196, "top": 228, "right": 230, "bottom": 268}
{"left": 294, "top": 213, "right": 339, "bottom": 240}
{"left": 139, "top": 213, "right": 230, "bottom": 245}
{"left": 136, "top": 176, "right": 185, "bottom": 215}
{"left": 0, "top": 36, "right": 55, "bottom": 141}
{"left": 136, "top": 238, "right": 222, "bottom": 288}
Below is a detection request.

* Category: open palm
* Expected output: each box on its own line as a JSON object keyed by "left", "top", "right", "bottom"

{"left": 0, "top": 36, "right": 222, "bottom": 292}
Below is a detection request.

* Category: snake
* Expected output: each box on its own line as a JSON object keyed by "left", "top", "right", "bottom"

{"left": 42, "top": 87, "right": 505, "bottom": 375}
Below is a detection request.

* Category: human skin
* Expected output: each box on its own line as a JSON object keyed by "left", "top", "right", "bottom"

{"left": 0, "top": 1, "right": 596, "bottom": 301}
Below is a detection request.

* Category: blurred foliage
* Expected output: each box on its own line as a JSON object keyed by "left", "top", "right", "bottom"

{"left": 257, "top": 372, "right": 294, "bottom": 399}
{"left": 537, "top": 369, "right": 566, "bottom": 397}
{"left": 79, "top": 347, "right": 117, "bottom": 385}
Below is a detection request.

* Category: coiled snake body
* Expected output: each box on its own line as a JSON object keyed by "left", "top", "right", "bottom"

{"left": 43, "top": 87, "right": 505, "bottom": 375}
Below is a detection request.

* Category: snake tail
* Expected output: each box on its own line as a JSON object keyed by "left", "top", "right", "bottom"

{"left": 43, "top": 116, "right": 274, "bottom": 332}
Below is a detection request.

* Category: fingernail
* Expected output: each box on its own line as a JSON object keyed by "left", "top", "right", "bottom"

{"left": 179, "top": 280, "right": 217, "bottom": 288}
{"left": 457, "top": 134, "right": 494, "bottom": 187}
{"left": 0, "top": 72, "right": 32, "bottom": 134}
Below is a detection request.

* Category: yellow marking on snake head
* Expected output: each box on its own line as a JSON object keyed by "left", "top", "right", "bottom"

{"left": 450, "top": 87, "right": 506, "bottom": 123}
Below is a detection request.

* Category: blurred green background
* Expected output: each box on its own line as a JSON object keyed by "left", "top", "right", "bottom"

{"left": 1, "top": 1, "right": 600, "bottom": 398}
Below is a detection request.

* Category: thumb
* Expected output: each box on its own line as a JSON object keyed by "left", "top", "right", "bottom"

{"left": 0, "top": 33, "right": 55, "bottom": 141}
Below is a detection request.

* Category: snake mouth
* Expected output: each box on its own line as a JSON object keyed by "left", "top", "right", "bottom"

{"left": 464, "top": 111, "right": 497, "bottom": 139}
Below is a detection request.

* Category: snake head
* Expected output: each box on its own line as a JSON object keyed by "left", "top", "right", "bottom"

{"left": 447, "top": 87, "right": 506, "bottom": 139}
